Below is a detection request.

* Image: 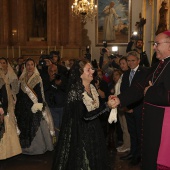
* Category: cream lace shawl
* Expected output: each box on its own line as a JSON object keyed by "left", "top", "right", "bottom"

{"left": 82, "top": 84, "right": 99, "bottom": 112}
{"left": 0, "top": 63, "right": 19, "bottom": 133}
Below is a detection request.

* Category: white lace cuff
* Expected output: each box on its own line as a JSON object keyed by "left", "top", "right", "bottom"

{"left": 16, "top": 126, "right": 21, "bottom": 135}
{"left": 50, "top": 130, "right": 55, "bottom": 136}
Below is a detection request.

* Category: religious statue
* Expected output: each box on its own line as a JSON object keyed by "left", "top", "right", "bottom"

{"left": 135, "top": 13, "right": 146, "bottom": 39}
{"left": 32, "top": 0, "right": 47, "bottom": 38}
{"left": 155, "top": 1, "right": 168, "bottom": 35}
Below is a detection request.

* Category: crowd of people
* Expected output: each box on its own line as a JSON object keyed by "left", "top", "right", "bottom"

{"left": 108, "top": 31, "right": 170, "bottom": 170}
{"left": 0, "top": 30, "right": 170, "bottom": 170}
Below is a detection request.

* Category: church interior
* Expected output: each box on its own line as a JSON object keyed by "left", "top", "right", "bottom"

{"left": 0, "top": 0, "right": 169, "bottom": 63}
{"left": 0, "top": 0, "right": 169, "bottom": 170}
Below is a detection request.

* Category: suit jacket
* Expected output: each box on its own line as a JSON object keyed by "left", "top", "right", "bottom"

{"left": 120, "top": 52, "right": 170, "bottom": 170}
{"left": 120, "top": 66, "right": 148, "bottom": 110}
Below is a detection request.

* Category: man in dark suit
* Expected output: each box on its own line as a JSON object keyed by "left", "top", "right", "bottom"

{"left": 119, "top": 51, "right": 148, "bottom": 165}
{"left": 110, "top": 30, "right": 170, "bottom": 170}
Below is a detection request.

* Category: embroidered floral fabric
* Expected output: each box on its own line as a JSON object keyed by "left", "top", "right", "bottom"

{"left": 0, "top": 85, "right": 7, "bottom": 141}
{"left": 0, "top": 121, "right": 5, "bottom": 141}
{"left": 82, "top": 84, "right": 99, "bottom": 112}
{"left": 15, "top": 82, "right": 43, "bottom": 148}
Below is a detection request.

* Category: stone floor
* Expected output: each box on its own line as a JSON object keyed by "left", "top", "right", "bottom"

{"left": 0, "top": 150, "right": 141, "bottom": 170}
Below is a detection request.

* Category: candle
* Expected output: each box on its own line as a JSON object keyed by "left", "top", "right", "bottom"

{"left": 19, "top": 46, "right": 21, "bottom": 57}
{"left": 12, "top": 46, "right": 14, "bottom": 58}
{"left": 7, "top": 46, "right": 8, "bottom": 58}
{"left": 61, "top": 46, "right": 63, "bottom": 58}
{"left": 48, "top": 46, "right": 49, "bottom": 54}
{"left": 90, "top": 46, "right": 92, "bottom": 60}
{"left": 74, "top": 0, "right": 78, "bottom": 6}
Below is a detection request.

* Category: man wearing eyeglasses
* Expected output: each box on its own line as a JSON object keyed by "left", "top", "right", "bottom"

{"left": 109, "top": 30, "right": 170, "bottom": 170}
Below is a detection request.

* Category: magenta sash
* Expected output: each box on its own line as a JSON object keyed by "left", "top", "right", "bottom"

{"left": 145, "top": 102, "right": 170, "bottom": 168}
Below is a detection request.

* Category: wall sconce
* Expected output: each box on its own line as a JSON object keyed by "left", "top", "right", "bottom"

{"left": 12, "top": 29, "right": 17, "bottom": 36}
{"left": 132, "top": 31, "right": 138, "bottom": 36}
{"left": 131, "top": 31, "right": 139, "bottom": 40}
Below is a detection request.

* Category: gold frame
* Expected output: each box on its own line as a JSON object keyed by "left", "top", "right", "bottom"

{"left": 96, "top": 0, "right": 132, "bottom": 46}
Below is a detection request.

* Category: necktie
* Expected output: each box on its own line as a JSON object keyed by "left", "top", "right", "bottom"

{"left": 129, "top": 69, "right": 135, "bottom": 86}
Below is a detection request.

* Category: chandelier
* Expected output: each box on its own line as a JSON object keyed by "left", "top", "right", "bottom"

{"left": 71, "top": 0, "right": 97, "bottom": 23}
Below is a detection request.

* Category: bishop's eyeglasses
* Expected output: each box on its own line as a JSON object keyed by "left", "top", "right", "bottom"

{"left": 153, "top": 42, "right": 170, "bottom": 47}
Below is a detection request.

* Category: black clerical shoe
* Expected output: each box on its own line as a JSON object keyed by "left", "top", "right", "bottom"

{"left": 120, "top": 153, "right": 133, "bottom": 160}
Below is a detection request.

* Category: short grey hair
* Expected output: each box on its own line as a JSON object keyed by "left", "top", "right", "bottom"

{"left": 127, "top": 51, "right": 140, "bottom": 60}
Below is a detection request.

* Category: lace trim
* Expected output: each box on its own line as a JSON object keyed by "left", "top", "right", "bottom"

{"left": 0, "top": 70, "right": 18, "bottom": 125}
{"left": 20, "top": 73, "right": 55, "bottom": 136}
{"left": 0, "top": 78, "right": 5, "bottom": 89}
{"left": 0, "top": 63, "right": 19, "bottom": 95}
{"left": 82, "top": 84, "right": 99, "bottom": 112}
{"left": 20, "top": 74, "right": 41, "bottom": 93}
{"left": 67, "top": 82, "right": 84, "bottom": 103}
{"left": 0, "top": 121, "right": 5, "bottom": 141}
{"left": 84, "top": 106, "right": 110, "bottom": 121}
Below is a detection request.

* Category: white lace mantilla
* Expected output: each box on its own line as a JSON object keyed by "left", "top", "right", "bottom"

{"left": 82, "top": 84, "right": 99, "bottom": 112}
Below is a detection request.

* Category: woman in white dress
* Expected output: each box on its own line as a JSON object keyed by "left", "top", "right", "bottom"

{"left": 0, "top": 57, "right": 22, "bottom": 160}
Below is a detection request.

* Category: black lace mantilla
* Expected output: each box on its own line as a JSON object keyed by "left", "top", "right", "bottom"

{"left": 0, "top": 108, "right": 7, "bottom": 141}
{"left": 52, "top": 60, "right": 110, "bottom": 170}
{"left": 0, "top": 121, "right": 5, "bottom": 141}
{"left": 15, "top": 83, "right": 44, "bottom": 148}
{"left": 67, "top": 60, "right": 84, "bottom": 101}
